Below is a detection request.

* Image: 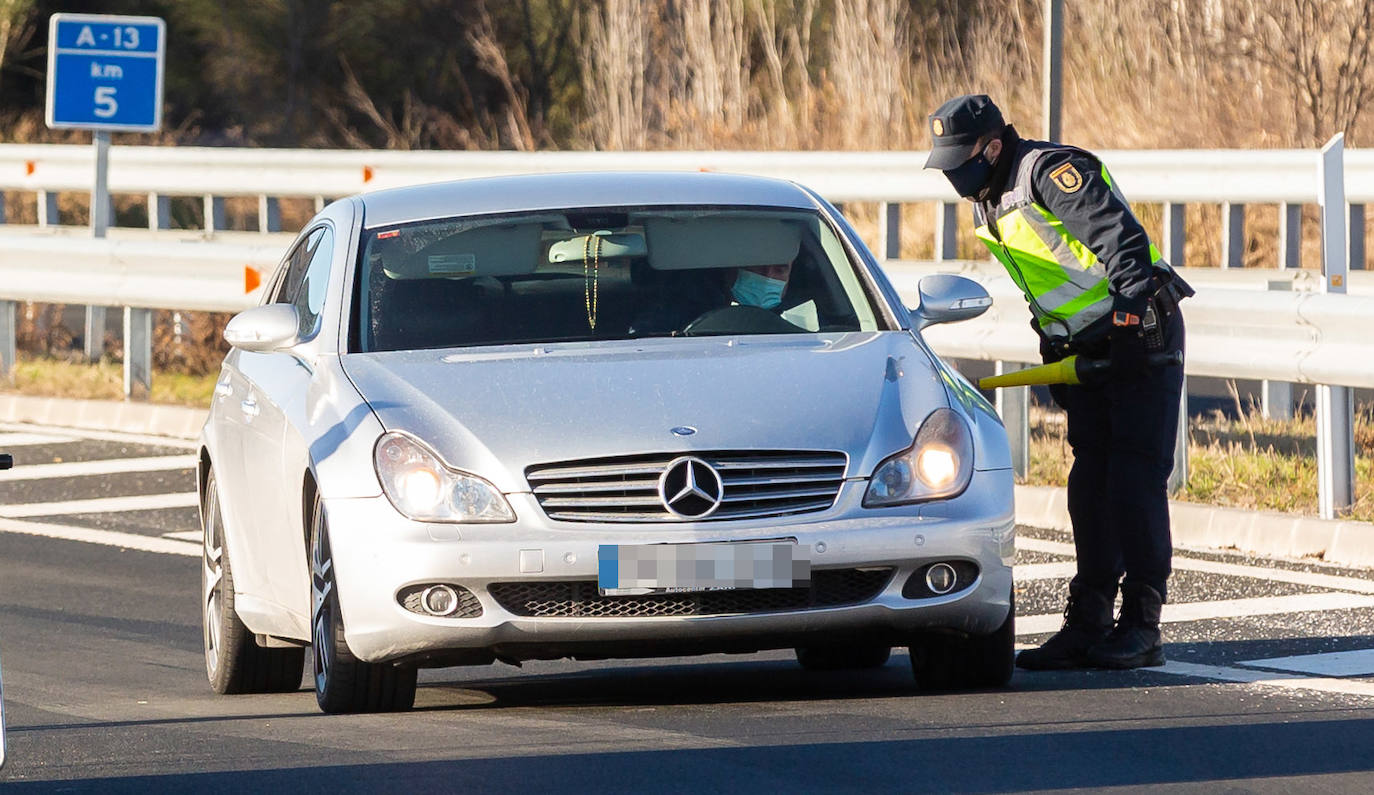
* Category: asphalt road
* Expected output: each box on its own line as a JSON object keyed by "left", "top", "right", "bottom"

{"left": 1, "top": 421, "right": 1374, "bottom": 793}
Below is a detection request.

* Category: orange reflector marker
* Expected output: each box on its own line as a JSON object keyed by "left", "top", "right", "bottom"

{"left": 244, "top": 266, "right": 262, "bottom": 294}
{"left": 25, "top": 161, "right": 35, "bottom": 176}
{"left": 363, "top": 165, "right": 374, "bottom": 183}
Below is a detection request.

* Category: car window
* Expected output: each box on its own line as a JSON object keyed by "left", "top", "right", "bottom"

{"left": 268, "top": 236, "right": 310, "bottom": 305}
{"left": 353, "top": 207, "right": 889, "bottom": 353}
{"left": 291, "top": 227, "right": 334, "bottom": 339}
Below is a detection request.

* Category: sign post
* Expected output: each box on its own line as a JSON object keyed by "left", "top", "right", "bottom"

{"left": 45, "top": 13, "right": 165, "bottom": 384}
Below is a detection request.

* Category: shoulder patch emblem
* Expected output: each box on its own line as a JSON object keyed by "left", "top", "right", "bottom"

{"left": 932, "top": 118, "right": 944, "bottom": 136}
{"left": 1049, "top": 162, "right": 1083, "bottom": 194}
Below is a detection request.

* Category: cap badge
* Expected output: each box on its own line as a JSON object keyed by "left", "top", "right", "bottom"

{"left": 932, "top": 118, "right": 945, "bottom": 136}
{"left": 1050, "top": 162, "right": 1083, "bottom": 194}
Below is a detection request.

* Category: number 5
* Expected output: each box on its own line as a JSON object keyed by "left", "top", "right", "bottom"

{"left": 94, "top": 86, "right": 118, "bottom": 118}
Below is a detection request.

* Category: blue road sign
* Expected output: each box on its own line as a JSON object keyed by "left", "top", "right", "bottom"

{"left": 45, "top": 14, "right": 165, "bottom": 132}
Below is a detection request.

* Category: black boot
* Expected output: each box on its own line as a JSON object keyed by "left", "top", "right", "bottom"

{"left": 1086, "top": 582, "right": 1165, "bottom": 669}
{"left": 1015, "top": 581, "right": 1114, "bottom": 670}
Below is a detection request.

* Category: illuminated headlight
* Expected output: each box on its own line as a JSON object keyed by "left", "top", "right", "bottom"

{"left": 374, "top": 432, "right": 515, "bottom": 523}
{"left": 863, "top": 407, "right": 974, "bottom": 507}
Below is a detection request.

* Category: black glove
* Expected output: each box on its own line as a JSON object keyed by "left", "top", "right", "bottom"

{"left": 1031, "top": 316, "right": 1061, "bottom": 364}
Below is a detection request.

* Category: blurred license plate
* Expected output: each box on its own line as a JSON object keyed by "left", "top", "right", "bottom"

{"left": 598, "top": 542, "right": 811, "bottom": 596}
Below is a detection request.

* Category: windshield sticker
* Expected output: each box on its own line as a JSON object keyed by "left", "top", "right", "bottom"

{"left": 428, "top": 253, "right": 477, "bottom": 275}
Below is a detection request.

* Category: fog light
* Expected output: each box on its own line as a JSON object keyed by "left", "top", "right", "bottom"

{"left": 925, "top": 562, "right": 958, "bottom": 595}
{"left": 421, "top": 584, "right": 460, "bottom": 616}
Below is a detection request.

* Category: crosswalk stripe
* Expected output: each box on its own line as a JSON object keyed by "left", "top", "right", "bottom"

{"left": 0, "top": 455, "right": 196, "bottom": 482}
{"left": 0, "top": 515, "right": 200, "bottom": 557}
{"left": 0, "top": 432, "right": 77, "bottom": 447}
{"left": 1235, "top": 648, "right": 1374, "bottom": 677}
{"left": 0, "top": 492, "right": 199, "bottom": 518}
{"left": 1015, "top": 561, "right": 1079, "bottom": 581}
{"left": 1157, "top": 660, "right": 1374, "bottom": 698}
{"left": 1019, "top": 535, "right": 1374, "bottom": 594}
{"left": 1017, "top": 591, "right": 1374, "bottom": 635}
{"left": 0, "top": 422, "right": 197, "bottom": 451}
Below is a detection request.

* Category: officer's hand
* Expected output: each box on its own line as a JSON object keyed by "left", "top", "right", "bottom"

{"left": 1030, "top": 317, "right": 1061, "bottom": 364}
{"left": 1109, "top": 325, "right": 1149, "bottom": 380}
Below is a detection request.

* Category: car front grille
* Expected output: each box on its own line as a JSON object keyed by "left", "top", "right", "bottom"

{"left": 525, "top": 450, "right": 848, "bottom": 523}
{"left": 487, "top": 567, "right": 894, "bottom": 618}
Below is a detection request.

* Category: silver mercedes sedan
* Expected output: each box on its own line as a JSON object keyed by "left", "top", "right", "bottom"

{"left": 199, "top": 172, "right": 1015, "bottom": 713}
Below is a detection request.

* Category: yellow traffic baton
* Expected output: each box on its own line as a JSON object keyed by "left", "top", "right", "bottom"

{"left": 978, "top": 351, "right": 1183, "bottom": 390}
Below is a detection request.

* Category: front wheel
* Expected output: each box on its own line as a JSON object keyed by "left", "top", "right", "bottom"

{"left": 909, "top": 595, "right": 1015, "bottom": 691}
{"left": 310, "top": 493, "right": 416, "bottom": 713}
{"left": 202, "top": 467, "right": 304, "bottom": 694}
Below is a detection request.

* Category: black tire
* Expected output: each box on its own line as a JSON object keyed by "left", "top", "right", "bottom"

{"left": 202, "top": 468, "right": 305, "bottom": 695}
{"left": 795, "top": 643, "right": 892, "bottom": 671}
{"left": 310, "top": 493, "right": 417, "bottom": 713}
{"left": 909, "top": 595, "right": 1015, "bottom": 692}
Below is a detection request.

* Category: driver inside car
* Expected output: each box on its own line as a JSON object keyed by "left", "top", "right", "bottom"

{"left": 630, "top": 261, "right": 796, "bottom": 337}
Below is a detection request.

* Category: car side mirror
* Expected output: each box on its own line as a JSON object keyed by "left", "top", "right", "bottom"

{"left": 909, "top": 274, "right": 992, "bottom": 331}
{"left": 224, "top": 304, "right": 300, "bottom": 352}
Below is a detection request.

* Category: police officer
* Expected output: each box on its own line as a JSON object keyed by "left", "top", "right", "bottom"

{"left": 923, "top": 94, "right": 1193, "bottom": 670}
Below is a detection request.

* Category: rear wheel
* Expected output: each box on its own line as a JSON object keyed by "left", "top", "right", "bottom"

{"left": 310, "top": 493, "right": 416, "bottom": 713}
{"left": 909, "top": 595, "right": 1015, "bottom": 691}
{"left": 202, "top": 467, "right": 305, "bottom": 694}
{"left": 795, "top": 643, "right": 891, "bottom": 671}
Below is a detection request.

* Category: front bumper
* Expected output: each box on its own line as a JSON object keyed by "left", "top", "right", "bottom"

{"left": 325, "top": 471, "right": 1015, "bottom": 664}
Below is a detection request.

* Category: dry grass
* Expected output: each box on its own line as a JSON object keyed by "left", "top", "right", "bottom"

{"left": 3, "top": 356, "right": 216, "bottom": 408}
{"left": 1029, "top": 403, "right": 1374, "bottom": 522}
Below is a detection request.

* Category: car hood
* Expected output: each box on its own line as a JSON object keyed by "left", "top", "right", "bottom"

{"left": 341, "top": 332, "right": 951, "bottom": 493}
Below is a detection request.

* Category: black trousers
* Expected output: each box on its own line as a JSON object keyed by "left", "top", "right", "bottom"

{"left": 1046, "top": 307, "right": 1185, "bottom": 603}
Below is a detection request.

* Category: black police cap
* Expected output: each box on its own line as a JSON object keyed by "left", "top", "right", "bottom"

{"left": 924, "top": 94, "right": 1005, "bottom": 170}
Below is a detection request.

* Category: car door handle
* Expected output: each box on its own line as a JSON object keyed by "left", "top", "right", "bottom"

{"left": 240, "top": 396, "right": 260, "bottom": 418}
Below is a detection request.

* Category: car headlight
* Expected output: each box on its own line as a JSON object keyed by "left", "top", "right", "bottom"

{"left": 374, "top": 432, "right": 515, "bottom": 523}
{"left": 863, "top": 407, "right": 974, "bottom": 507}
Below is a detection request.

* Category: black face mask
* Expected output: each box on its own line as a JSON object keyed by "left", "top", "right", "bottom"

{"left": 943, "top": 151, "right": 993, "bottom": 199}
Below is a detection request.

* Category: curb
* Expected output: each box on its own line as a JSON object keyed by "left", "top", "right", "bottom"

{"left": 1016, "top": 485, "right": 1374, "bottom": 570}
{"left": 0, "top": 393, "right": 205, "bottom": 441}
{"left": 2, "top": 394, "right": 1368, "bottom": 569}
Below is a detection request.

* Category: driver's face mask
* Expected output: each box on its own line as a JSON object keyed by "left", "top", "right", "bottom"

{"left": 732, "top": 269, "right": 786, "bottom": 309}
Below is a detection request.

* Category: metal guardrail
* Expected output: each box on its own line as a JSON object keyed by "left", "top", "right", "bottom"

{"left": 0, "top": 141, "right": 1365, "bottom": 516}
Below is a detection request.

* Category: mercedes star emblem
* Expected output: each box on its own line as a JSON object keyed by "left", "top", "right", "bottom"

{"left": 658, "top": 456, "right": 724, "bottom": 518}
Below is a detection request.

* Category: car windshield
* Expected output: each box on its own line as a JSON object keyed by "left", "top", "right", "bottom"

{"left": 352, "top": 206, "right": 886, "bottom": 352}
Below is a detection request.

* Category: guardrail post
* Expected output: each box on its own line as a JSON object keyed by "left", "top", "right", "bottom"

{"left": 314, "top": 195, "right": 326, "bottom": 213}
{"left": 934, "top": 202, "right": 959, "bottom": 260}
{"left": 0, "top": 191, "right": 6, "bottom": 223}
{"left": 1169, "top": 377, "right": 1189, "bottom": 494}
{"left": 147, "top": 192, "right": 170, "bottom": 230}
{"left": 1317, "top": 133, "right": 1354, "bottom": 519}
{"left": 0, "top": 300, "right": 15, "bottom": 382}
{"left": 259, "top": 195, "right": 282, "bottom": 233}
{"left": 123, "top": 306, "right": 152, "bottom": 400}
{"left": 1261, "top": 280, "right": 1294, "bottom": 420}
{"left": 1279, "top": 202, "right": 1302, "bottom": 268}
{"left": 37, "top": 190, "right": 59, "bottom": 227}
{"left": 1221, "top": 202, "right": 1245, "bottom": 268}
{"left": 84, "top": 308, "right": 106, "bottom": 361}
{"left": 1350, "top": 203, "right": 1365, "bottom": 270}
{"left": 203, "top": 195, "right": 226, "bottom": 234}
{"left": 877, "top": 201, "right": 901, "bottom": 260}
{"left": 993, "top": 361, "right": 1029, "bottom": 478}
{"left": 1163, "top": 202, "right": 1185, "bottom": 266}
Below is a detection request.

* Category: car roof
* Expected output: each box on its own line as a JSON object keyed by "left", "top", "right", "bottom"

{"left": 357, "top": 171, "right": 821, "bottom": 229}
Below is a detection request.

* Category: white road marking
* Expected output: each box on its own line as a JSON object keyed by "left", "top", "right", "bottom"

{"left": 1015, "top": 561, "right": 1079, "bottom": 581}
{"left": 1236, "top": 648, "right": 1374, "bottom": 677}
{"left": 0, "top": 454, "right": 196, "bottom": 481}
{"left": 0, "top": 432, "right": 77, "bottom": 447}
{"left": 0, "top": 516, "right": 199, "bottom": 557}
{"left": 1019, "top": 535, "right": 1374, "bottom": 594}
{"left": 1157, "top": 660, "right": 1374, "bottom": 699}
{"left": 1018, "top": 591, "right": 1374, "bottom": 635}
{"left": 162, "top": 530, "right": 202, "bottom": 543}
{"left": 0, "top": 492, "right": 199, "bottom": 518}
{"left": 0, "top": 421, "right": 197, "bottom": 451}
